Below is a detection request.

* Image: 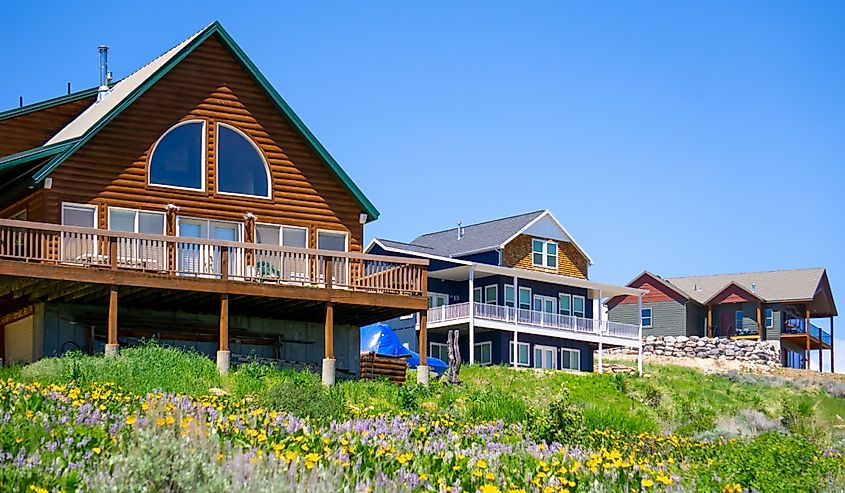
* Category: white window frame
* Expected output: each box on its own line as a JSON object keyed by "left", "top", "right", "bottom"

{"left": 316, "top": 229, "right": 349, "bottom": 286}
{"left": 504, "top": 284, "right": 516, "bottom": 308}
{"left": 61, "top": 202, "right": 99, "bottom": 260}
{"left": 484, "top": 285, "right": 498, "bottom": 305}
{"left": 175, "top": 216, "right": 244, "bottom": 277}
{"left": 518, "top": 286, "right": 532, "bottom": 310}
{"left": 572, "top": 295, "right": 586, "bottom": 318}
{"left": 533, "top": 294, "right": 557, "bottom": 313}
{"left": 148, "top": 119, "right": 207, "bottom": 192}
{"left": 641, "top": 307, "right": 653, "bottom": 328}
{"left": 765, "top": 308, "right": 774, "bottom": 329}
{"left": 428, "top": 292, "right": 449, "bottom": 308}
{"left": 430, "top": 342, "right": 449, "bottom": 362}
{"left": 559, "top": 293, "right": 572, "bottom": 316}
{"left": 473, "top": 287, "right": 482, "bottom": 304}
{"left": 473, "top": 341, "right": 492, "bottom": 366}
{"left": 509, "top": 341, "right": 530, "bottom": 366}
{"left": 214, "top": 122, "right": 273, "bottom": 199}
{"left": 533, "top": 344, "right": 557, "bottom": 369}
{"left": 107, "top": 207, "right": 166, "bottom": 234}
{"left": 560, "top": 348, "right": 581, "bottom": 371}
{"left": 531, "top": 238, "right": 558, "bottom": 269}
{"left": 255, "top": 223, "right": 309, "bottom": 248}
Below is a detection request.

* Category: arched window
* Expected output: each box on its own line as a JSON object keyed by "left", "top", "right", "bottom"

{"left": 216, "top": 123, "right": 271, "bottom": 198}
{"left": 148, "top": 120, "right": 205, "bottom": 190}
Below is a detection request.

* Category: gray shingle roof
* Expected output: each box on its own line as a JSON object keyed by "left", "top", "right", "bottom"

{"left": 666, "top": 268, "right": 826, "bottom": 304}
{"left": 397, "top": 210, "right": 545, "bottom": 258}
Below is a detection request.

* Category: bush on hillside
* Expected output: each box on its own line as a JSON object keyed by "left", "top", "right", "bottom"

{"left": 20, "top": 340, "right": 221, "bottom": 395}
{"left": 263, "top": 370, "right": 345, "bottom": 421}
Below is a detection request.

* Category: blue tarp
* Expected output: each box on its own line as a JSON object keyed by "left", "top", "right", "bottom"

{"left": 360, "top": 323, "right": 448, "bottom": 375}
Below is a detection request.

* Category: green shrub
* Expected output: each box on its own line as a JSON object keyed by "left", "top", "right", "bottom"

{"left": 228, "top": 360, "right": 276, "bottom": 398}
{"left": 527, "top": 389, "right": 585, "bottom": 443}
{"left": 20, "top": 341, "right": 221, "bottom": 396}
{"left": 263, "top": 370, "right": 345, "bottom": 421}
{"left": 465, "top": 387, "right": 527, "bottom": 424}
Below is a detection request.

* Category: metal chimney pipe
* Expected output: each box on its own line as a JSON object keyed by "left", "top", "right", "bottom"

{"left": 97, "top": 45, "right": 109, "bottom": 102}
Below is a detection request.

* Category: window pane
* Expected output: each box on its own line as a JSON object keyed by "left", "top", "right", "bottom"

{"left": 109, "top": 210, "right": 135, "bottom": 232}
{"left": 547, "top": 254, "right": 557, "bottom": 268}
{"left": 473, "top": 287, "right": 482, "bottom": 302}
{"left": 64, "top": 206, "right": 96, "bottom": 227}
{"left": 533, "top": 298, "right": 542, "bottom": 311}
{"left": 559, "top": 294, "right": 571, "bottom": 315}
{"left": 519, "top": 288, "right": 531, "bottom": 308}
{"left": 482, "top": 344, "right": 491, "bottom": 363}
{"left": 317, "top": 231, "right": 346, "bottom": 251}
{"left": 138, "top": 212, "right": 164, "bottom": 235}
{"left": 256, "top": 225, "right": 280, "bottom": 245}
{"left": 217, "top": 125, "right": 269, "bottom": 197}
{"left": 573, "top": 296, "right": 585, "bottom": 316}
{"left": 505, "top": 286, "right": 515, "bottom": 307}
{"left": 532, "top": 239, "right": 543, "bottom": 253}
{"left": 533, "top": 252, "right": 543, "bottom": 265}
{"left": 212, "top": 223, "right": 238, "bottom": 241}
{"left": 547, "top": 242, "right": 557, "bottom": 255}
{"left": 282, "top": 227, "right": 307, "bottom": 248}
{"left": 518, "top": 344, "right": 529, "bottom": 365}
{"left": 534, "top": 349, "right": 542, "bottom": 368}
{"left": 485, "top": 286, "right": 497, "bottom": 304}
{"left": 149, "top": 122, "right": 203, "bottom": 189}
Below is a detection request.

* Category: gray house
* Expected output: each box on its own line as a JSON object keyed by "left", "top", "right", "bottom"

{"left": 606, "top": 269, "right": 836, "bottom": 371}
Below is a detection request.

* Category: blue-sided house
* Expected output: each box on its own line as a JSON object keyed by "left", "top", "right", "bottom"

{"left": 366, "top": 210, "right": 646, "bottom": 373}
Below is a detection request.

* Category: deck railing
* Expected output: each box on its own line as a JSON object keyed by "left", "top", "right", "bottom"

{"left": 427, "top": 302, "right": 640, "bottom": 340}
{"left": 0, "top": 219, "right": 427, "bottom": 297}
{"left": 784, "top": 318, "right": 832, "bottom": 346}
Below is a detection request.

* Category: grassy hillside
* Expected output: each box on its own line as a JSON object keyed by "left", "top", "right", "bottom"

{"left": 2, "top": 342, "right": 845, "bottom": 492}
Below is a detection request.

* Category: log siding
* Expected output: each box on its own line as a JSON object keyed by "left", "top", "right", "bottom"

{"left": 41, "top": 36, "right": 365, "bottom": 252}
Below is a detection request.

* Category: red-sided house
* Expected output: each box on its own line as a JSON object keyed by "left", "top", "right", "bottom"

{"left": 607, "top": 269, "right": 836, "bottom": 371}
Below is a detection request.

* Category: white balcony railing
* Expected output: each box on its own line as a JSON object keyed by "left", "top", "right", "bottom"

{"left": 428, "top": 302, "right": 640, "bottom": 340}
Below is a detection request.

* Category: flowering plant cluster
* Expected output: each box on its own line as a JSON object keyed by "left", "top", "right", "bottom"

{"left": 0, "top": 378, "right": 843, "bottom": 492}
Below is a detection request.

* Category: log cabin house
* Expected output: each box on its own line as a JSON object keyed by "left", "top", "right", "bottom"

{"left": 0, "top": 22, "right": 430, "bottom": 384}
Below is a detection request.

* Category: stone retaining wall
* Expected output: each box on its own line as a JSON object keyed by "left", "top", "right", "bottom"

{"left": 606, "top": 336, "right": 780, "bottom": 366}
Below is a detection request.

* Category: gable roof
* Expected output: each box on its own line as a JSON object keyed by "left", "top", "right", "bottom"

{"left": 0, "top": 86, "right": 100, "bottom": 122}
{"left": 1, "top": 22, "right": 379, "bottom": 221}
{"left": 375, "top": 209, "right": 593, "bottom": 263}
{"left": 666, "top": 268, "right": 828, "bottom": 305}
{"left": 701, "top": 281, "right": 764, "bottom": 305}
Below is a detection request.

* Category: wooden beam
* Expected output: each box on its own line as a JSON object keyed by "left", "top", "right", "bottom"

{"left": 805, "top": 307, "right": 811, "bottom": 370}
{"left": 419, "top": 309, "right": 428, "bottom": 363}
{"left": 108, "top": 287, "right": 118, "bottom": 346}
{"left": 0, "top": 260, "right": 426, "bottom": 311}
{"left": 707, "top": 305, "right": 712, "bottom": 338}
{"left": 757, "top": 303, "right": 762, "bottom": 338}
{"left": 324, "top": 302, "right": 334, "bottom": 359}
{"left": 219, "top": 294, "right": 229, "bottom": 352}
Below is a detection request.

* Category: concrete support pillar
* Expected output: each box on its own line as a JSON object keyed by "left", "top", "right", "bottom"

{"left": 322, "top": 358, "right": 336, "bottom": 386}
{"left": 323, "top": 302, "right": 335, "bottom": 385}
{"left": 418, "top": 309, "right": 428, "bottom": 385}
{"left": 416, "top": 364, "right": 430, "bottom": 385}
{"left": 106, "top": 286, "right": 118, "bottom": 357}
{"left": 217, "top": 350, "right": 231, "bottom": 374}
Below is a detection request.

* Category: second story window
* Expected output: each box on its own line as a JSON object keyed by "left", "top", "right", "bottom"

{"left": 531, "top": 238, "right": 558, "bottom": 269}
{"left": 216, "top": 123, "right": 271, "bottom": 198}
{"left": 765, "top": 308, "right": 774, "bottom": 328}
{"left": 149, "top": 120, "right": 205, "bottom": 190}
{"left": 641, "top": 307, "right": 653, "bottom": 328}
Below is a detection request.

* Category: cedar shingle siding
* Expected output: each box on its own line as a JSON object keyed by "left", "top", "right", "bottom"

{"left": 502, "top": 234, "right": 587, "bottom": 279}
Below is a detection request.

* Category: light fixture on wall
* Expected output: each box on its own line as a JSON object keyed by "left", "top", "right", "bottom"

{"left": 244, "top": 212, "right": 256, "bottom": 221}
{"left": 165, "top": 203, "right": 179, "bottom": 212}
{"left": 359, "top": 213, "right": 368, "bottom": 224}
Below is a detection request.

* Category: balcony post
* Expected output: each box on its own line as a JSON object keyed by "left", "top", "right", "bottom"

{"left": 831, "top": 316, "right": 835, "bottom": 373}
{"left": 805, "top": 307, "right": 811, "bottom": 370}
{"left": 217, "top": 293, "right": 230, "bottom": 374}
{"left": 105, "top": 286, "right": 119, "bottom": 357}
{"left": 598, "top": 289, "right": 603, "bottom": 374}
{"left": 513, "top": 274, "right": 519, "bottom": 368}
{"left": 322, "top": 302, "right": 335, "bottom": 385}
{"left": 757, "top": 302, "right": 762, "bottom": 340}
{"left": 707, "top": 304, "right": 713, "bottom": 338}
{"left": 637, "top": 294, "right": 643, "bottom": 376}
{"left": 468, "top": 267, "right": 475, "bottom": 365}
{"left": 417, "top": 309, "right": 429, "bottom": 385}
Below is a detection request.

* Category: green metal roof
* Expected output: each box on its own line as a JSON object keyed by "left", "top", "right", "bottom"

{"left": 27, "top": 21, "right": 379, "bottom": 221}
{"left": 0, "top": 139, "right": 80, "bottom": 171}
{"left": 0, "top": 87, "right": 98, "bottom": 122}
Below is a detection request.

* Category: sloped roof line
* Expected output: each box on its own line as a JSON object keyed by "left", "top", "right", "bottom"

{"left": 498, "top": 209, "right": 594, "bottom": 266}
{"left": 0, "top": 139, "right": 80, "bottom": 170}
{"left": 701, "top": 280, "right": 765, "bottom": 305}
{"left": 667, "top": 267, "right": 826, "bottom": 280}
{"left": 0, "top": 86, "right": 99, "bottom": 122}
{"left": 30, "top": 21, "right": 379, "bottom": 221}
{"left": 615, "top": 270, "right": 692, "bottom": 301}
{"left": 415, "top": 210, "right": 546, "bottom": 239}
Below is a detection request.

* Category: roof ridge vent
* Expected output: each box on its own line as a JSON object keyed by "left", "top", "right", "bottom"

{"left": 97, "top": 45, "right": 112, "bottom": 102}
{"left": 457, "top": 221, "right": 463, "bottom": 240}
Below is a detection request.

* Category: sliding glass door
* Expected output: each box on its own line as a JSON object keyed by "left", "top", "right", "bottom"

{"left": 176, "top": 217, "right": 242, "bottom": 277}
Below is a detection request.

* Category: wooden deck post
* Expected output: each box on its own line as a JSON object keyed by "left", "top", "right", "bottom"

{"left": 217, "top": 293, "right": 230, "bottom": 374}
{"left": 831, "top": 316, "right": 835, "bottom": 373}
{"left": 322, "top": 301, "right": 335, "bottom": 385}
{"left": 707, "top": 305, "right": 713, "bottom": 338}
{"left": 805, "top": 307, "right": 811, "bottom": 370}
{"left": 417, "top": 309, "right": 429, "bottom": 385}
{"left": 756, "top": 303, "right": 762, "bottom": 339}
{"left": 105, "top": 287, "right": 119, "bottom": 357}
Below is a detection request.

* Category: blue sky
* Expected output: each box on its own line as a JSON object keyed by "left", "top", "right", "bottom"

{"left": 3, "top": 2, "right": 844, "bottom": 370}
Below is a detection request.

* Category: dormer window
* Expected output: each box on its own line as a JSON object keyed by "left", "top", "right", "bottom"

{"left": 148, "top": 120, "right": 205, "bottom": 190}
{"left": 531, "top": 238, "right": 558, "bottom": 269}
{"left": 216, "top": 123, "right": 271, "bottom": 198}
